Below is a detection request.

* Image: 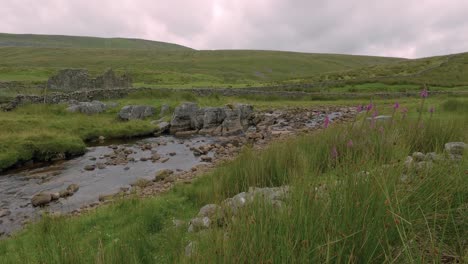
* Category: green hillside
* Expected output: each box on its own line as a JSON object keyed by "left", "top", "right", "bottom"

{"left": 0, "top": 46, "right": 403, "bottom": 87}
{"left": 287, "top": 52, "right": 468, "bottom": 88}
{"left": 0, "top": 33, "right": 191, "bottom": 51}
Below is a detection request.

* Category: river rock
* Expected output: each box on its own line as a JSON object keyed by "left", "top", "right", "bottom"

{"left": 170, "top": 102, "right": 199, "bottom": 133}
{"left": 50, "top": 192, "right": 60, "bottom": 200}
{"left": 84, "top": 165, "right": 96, "bottom": 171}
{"left": 154, "top": 169, "right": 174, "bottom": 181}
{"left": 0, "top": 209, "right": 11, "bottom": 218}
{"left": 118, "top": 105, "right": 156, "bottom": 120}
{"left": 200, "top": 155, "right": 212, "bottom": 162}
{"left": 67, "top": 184, "right": 80, "bottom": 194}
{"left": 157, "top": 121, "right": 170, "bottom": 133}
{"left": 31, "top": 193, "right": 52, "bottom": 207}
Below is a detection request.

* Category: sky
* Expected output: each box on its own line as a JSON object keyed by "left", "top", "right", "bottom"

{"left": 1, "top": 0, "right": 467, "bottom": 58}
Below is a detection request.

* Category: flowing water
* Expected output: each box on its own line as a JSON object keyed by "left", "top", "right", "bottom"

{"left": 0, "top": 136, "right": 215, "bottom": 237}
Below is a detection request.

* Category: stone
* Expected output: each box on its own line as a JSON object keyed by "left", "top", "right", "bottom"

{"left": 445, "top": 142, "right": 466, "bottom": 160}
{"left": 31, "top": 193, "right": 52, "bottom": 207}
{"left": 156, "top": 121, "right": 170, "bottom": 133}
{"left": 404, "top": 156, "right": 413, "bottom": 170}
{"left": 160, "top": 157, "right": 170, "bottom": 163}
{"left": 66, "top": 100, "right": 108, "bottom": 115}
{"left": 130, "top": 178, "right": 153, "bottom": 188}
{"left": 200, "top": 155, "right": 212, "bottom": 162}
{"left": 59, "top": 190, "right": 72, "bottom": 198}
{"left": 66, "top": 184, "right": 80, "bottom": 194}
{"left": 98, "top": 136, "right": 106, "bottom": 141}
{"left": 198, "top": 204, "right": 222, "bottom": 219}
{"left": 366, "top": 115, "right": 392, "bottom": 122}
{"left": 84, "top": 165, "right": 96, "bottom": 171}
{"left": 202, "top": 107, "right": 226, "bottom": 130}
{"left": 175, "top": 130, "right": 198, "bottom": 137}
{"left": 188, "top": 217, "right": 212, "bottom": 232}
{"left": 412, "top": 152, "right": 426, "bottom": 162}
{"left": 96, "top": 162, "right": 106, "bottom": 169}
{"left": 0, "top": 209, "right": 11, "bottom": 218}
{"left": 170, "top": 102, "right": 200, "bottom": 133}
{"left": 185, "top": 242, "right": 196, "bottom": 257}
{"left": 50, "top": 192, "right": 60, "bottom": 200}
{"left": 118, "top": 105, "right": 156, "bottom": 120}
{"left": 154, "top": 169, "right": 174, "bottom": 181}
{"left": 172, "top": 219, "right": 185, "bottom": 228}
{"left": 425, "top": 152, "right": 441, "bottom": 162}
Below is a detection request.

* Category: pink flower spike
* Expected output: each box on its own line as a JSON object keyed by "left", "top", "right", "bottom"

{"left": 420, "top": 88, "right": 428, "bottom": 98}
{"left": 347, "top": 140, "right": 353, "bottom": 148}
{"left": 323, "top": 115, "right": 330, "bottom": 128}
{"left": 357, "top": 105, "right": 363, "bottom": 113}
{"left": 393, "top": 102, "right": 400, "bottom": 109}
{"left": 429, "top": 106, "right": 435, "bottom": 113}
{"left": 366, "top": 103, "right": 373, "bottom": 112}
{"left": 331, "top": 146, "right": 338, "bottom": 159}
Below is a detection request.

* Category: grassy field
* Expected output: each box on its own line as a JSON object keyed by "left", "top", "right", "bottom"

{"left": 0, "top": 95, "right": 466, "bottom": 263}
{"left": 0, "top": 47, "right": 403, "bottom": 87}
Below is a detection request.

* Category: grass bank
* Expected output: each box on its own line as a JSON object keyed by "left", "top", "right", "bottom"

{"left": 0, "top": 96, "right": 466, "bottom": 263}
{"left": 1, "top": 90, "right": 465, "bottom": 171}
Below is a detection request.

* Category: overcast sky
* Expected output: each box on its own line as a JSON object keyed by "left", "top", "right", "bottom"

{"left": 1, "top": 0, "right": 467, "bottom": 58}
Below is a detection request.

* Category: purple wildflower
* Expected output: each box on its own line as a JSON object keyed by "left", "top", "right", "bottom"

{"left": 420, "top": 88, "right": 428, "bottom": 98}
{"left": 357, "top": 105, "right": 363, "bottom": 113}
{"left": 347, "top": 140, "right": 353, "bottom": 148}
{"left": 323, "top": 115, "right": 330, "bottom": 128}
{"left": 366, "top": 103, "right": 373, "bottom": 112}
{"left": 393, "top": 102, "right": 400, "bottom": 110}
{"left": 429, "top": 106, "right": 435, "bottom": 113}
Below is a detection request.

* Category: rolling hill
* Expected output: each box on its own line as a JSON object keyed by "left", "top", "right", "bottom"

{"left": 0, "top": 33, "right": 466, "bottom": 90}
{"left": 0, "top": 33, "right": 191, "bottom": 51}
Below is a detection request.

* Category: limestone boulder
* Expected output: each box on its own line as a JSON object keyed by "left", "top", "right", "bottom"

{"left": 119, "top": 105, "right": 156, "bottom": 120}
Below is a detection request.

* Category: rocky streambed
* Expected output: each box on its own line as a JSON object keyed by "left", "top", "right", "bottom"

{"left": 0, "top": 104, "right": 357, "bottom": 238}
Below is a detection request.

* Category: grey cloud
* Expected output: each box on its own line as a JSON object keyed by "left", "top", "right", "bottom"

{"left": 0, "top": 0, "right": 467, "bottom": 58}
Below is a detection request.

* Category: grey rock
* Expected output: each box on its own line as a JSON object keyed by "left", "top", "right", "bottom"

{"left": 445, "top": 142, "right": 466, "bottom": 160}
{"left": 84, "top": 165, "right": 96, "bottom": 171}
{"left": 119, "top": 105, "right": 156, "bottom": 120}
{"left": 200, "top": 155, "right": 212, "bottom": 162}
{"left": 156, "top": 122, "right": 170, "bottom": 133}
{"left": 185, "top": 241, "right": 196, "bottom": 257}
{"left": 412, "top": 152, "right": 426, "bottom": 162}
{"left": 0, "top": 209, "right": 11, "bottom": 218}
{"left": 170, "top": 102, "right": 199, "bottom": 133}
{"left": 31, "top": 193, "right": 52, "bottom": 207}
{"left": 188, "top": 216, "right": 212, "bottom": 232}
{"left": 198, "top": 204, "right": 222, "bottom": 218}
{"left": 66, "top": 100, "right": 107, "bottom": 115}
{"left": 66, "top": 184, "right": 79, "bottom": 194}
{"left": 154, "top": 169, "right": 174, "bottom": 181}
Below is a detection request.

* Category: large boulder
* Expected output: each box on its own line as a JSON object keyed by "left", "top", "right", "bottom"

{"left": 66, "top": 100, "right": 107, "bottom": 115}
{"left": 119, "top": 105, "right": 156, "bottom": 120}
{"left": 170, "top": 103, "right": 254, "bottom": 136}
{"left": 170, "top": 102, "right": 199, "bottom": 133}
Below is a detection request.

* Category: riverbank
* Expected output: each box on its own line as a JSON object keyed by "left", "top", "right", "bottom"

{"left": 0, "top": 95, "right": 466, "bottom": 263}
